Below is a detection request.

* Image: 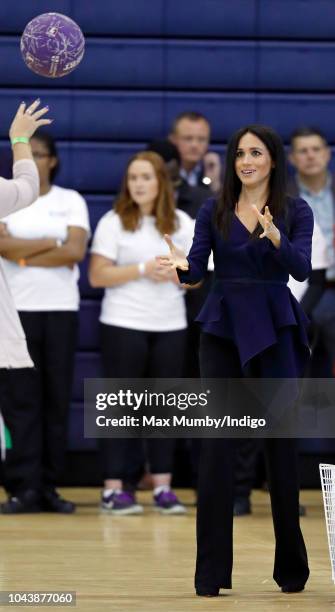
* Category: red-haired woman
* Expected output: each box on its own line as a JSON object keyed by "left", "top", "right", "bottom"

{"left": 89, "top": 151, "right": 195, "bottom": 515}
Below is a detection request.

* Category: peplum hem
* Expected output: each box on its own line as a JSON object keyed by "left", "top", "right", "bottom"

{"left": 196, "top": 280, "right": 310, "bottom": 368}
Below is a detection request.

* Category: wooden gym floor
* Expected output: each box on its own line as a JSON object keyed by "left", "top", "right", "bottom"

{"left": 0, "top": 488, "right": 334, "bottom": 611}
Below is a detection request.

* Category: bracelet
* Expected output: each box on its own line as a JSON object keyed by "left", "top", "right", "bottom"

{"left": 11, "top": 137, "right": 30, "bottom": 146}
{"left": 18, "top": 258, "right": 26, "bottom": 267}
{"left": 138, "top": 262, "right": 146, "bottom": 276}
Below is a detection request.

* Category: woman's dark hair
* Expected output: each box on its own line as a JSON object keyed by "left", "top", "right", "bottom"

{"left": 215, "top": 124, "right": 288, "bottom": 239}
{"left": 30, "top": 130, "right": 60, "bottom": 182}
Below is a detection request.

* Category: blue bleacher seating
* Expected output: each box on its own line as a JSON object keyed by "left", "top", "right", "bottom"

{"left": 85, "top": 196, "right": 113, "bottom": 232}
{"left": 0, "top": 1, "right": 256, "bottom": 37}
{"left": 78, "top": 257, "right": 103, "bottom": 300}
{"left": 0, "top": 0, "right": 334, "bottom": 460}
{"left": 258, "top": 0, "right": 335, "bottom": 39}
{"left": 3, "top": 39, "right": 335, "bottom": 91}
{"left": 78, "top": 300, "right": 101, "bottom": 351}
{"left": 1, "top": 1, "right": 335, "bottom": 39}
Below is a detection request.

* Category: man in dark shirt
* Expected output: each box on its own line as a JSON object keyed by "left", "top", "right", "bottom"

{"left": 169, "top": 111, "right": 222, "bottom": 195}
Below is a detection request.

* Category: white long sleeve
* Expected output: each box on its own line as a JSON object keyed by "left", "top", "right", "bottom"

{"left": 0, "top": 159, "right": 39, "bottom": 218}
{"left": 0, "top": 158, "right": 37, "bottom": 368}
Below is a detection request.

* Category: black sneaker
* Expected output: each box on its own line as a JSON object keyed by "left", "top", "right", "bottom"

{"left": 0, "top": 489, "right": 42, "bottom": 514}
{"left": 153, "top": 489, "right": 186, "bottom": 515}
{"left": 281, "top": 583, "right": 305, "bottom": 593}
{"left": 100, "top": 490, "right": 143, "bottom": 515}
{"left": 233, "top": 497, "right": 251, "bottom": 516}
{"left": 41, "top": 489, "right": 76, "bottom": 514}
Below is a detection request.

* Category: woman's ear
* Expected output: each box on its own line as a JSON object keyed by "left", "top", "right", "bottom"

{"left": 49, "top": 156, "right": 58, "bottom": 171}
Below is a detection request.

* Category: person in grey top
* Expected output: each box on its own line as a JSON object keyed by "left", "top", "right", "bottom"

{"left": 0, "top": 99, "right": 51, "bottom": 368}
{"left": 0, "top": 99, "right": 51, "bottom": 487}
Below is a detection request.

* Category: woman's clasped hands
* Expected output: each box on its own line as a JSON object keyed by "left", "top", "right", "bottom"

{"left": 144, "top": 256, "right": 178, "bottom": 282}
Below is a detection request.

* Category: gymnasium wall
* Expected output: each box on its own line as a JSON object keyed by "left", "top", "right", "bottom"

{"left": 0, "top": 0, "right": 334, "bottom": 471}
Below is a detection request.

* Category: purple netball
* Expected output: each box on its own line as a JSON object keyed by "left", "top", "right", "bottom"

{"left": 20, "top": 13, "right": 85, "bottom": 78}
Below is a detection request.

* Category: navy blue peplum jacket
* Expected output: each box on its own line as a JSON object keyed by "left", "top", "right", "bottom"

{"left": 177, "top": 197, "right": 314, "bottom": 368}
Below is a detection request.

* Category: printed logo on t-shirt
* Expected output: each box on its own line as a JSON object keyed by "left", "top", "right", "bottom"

{"left": 48, "top": 210, "right": 68, "bottom": 217}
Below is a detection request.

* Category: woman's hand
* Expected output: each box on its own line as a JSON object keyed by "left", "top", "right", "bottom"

{"left": 252, "top": 205, "right": 281, "bottom": 248}
{"left": 9, "top": 99, "right": 52, "bottom": 141}
{"left": 155, "top": 235, "right": 189, "bottom": 271}
{"left": 144, "top": 258, "right": 176, "bottom": 282}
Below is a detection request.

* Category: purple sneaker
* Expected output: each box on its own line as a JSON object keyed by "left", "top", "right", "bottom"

{"left": 153, "top": 489, "right": 186, "bottom": 515}
{"left": 101, "top": 490, "right": 143, "bottom": 515}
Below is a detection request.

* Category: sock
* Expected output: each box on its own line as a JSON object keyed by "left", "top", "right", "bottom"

{"left": 154, "top": 485, "right": 170, "bottom": 496}
{"left": 103, "top": 488, "right": 121, "bottom": 498}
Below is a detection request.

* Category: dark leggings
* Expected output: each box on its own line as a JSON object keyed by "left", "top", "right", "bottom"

{"left": 99, "top": 324, "right": 186, "bottom": 479}
{"left": 195, "top": 329, "right": 309, "bottom": 591}
{"left": 1, "top": 311, "right": 78, "bottom": 494}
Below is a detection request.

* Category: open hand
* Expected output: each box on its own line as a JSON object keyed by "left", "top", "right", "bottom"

{"left": 9, "top": 99, "right": 52, "bottom": 141}
{"left": 252, "top": 205, "right": 281, "bottom": 247}
{"left": 155, "top": 235, "right": 189, "bottom": 271}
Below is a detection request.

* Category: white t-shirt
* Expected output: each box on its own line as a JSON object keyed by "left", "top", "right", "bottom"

{"left": 288, "top": 221, "right": 330, "bottom": 302}
{"left": 2, "top": 185, "right": 90, "bottom": 311}
{"left": 91, "top": 209, "right": 195, "bottom": 332}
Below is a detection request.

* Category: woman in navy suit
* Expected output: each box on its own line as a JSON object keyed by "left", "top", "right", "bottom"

{"left": 157, "top": 125, "right": 313, "bottom": 597}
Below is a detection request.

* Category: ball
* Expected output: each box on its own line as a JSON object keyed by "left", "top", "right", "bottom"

{"left": 20, "top": 12, "right": 85, "bottom": 78}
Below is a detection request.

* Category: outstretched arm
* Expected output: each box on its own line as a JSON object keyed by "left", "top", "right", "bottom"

{"left": 0, "top": 100, "right": 52, "bottom": 217}
{"left": 156, "top": 199, "right": 214, "bottom": 285}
